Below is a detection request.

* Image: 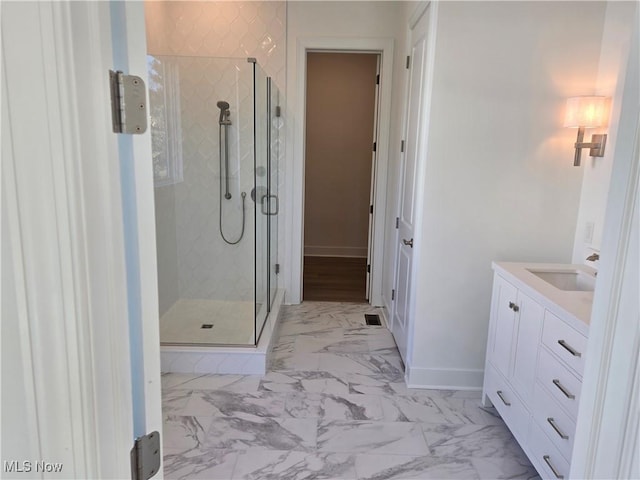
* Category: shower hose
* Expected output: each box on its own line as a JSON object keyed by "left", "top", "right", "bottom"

{"left": 218, "top": 123, "right": 246, "bottom": 245}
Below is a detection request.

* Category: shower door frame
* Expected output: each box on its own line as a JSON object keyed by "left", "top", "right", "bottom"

{"left": 286, "top": 36, "right": 396, "bottom": 307}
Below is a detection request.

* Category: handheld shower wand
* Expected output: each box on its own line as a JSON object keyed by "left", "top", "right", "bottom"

{"left": 217, "top": 101, "right": 232, "bottom": 199}
{"left": 217, "top": 101, "right": 231, "bottom": 126}
{"left": 216, "top": 100, "right": 246, "bottom": 245}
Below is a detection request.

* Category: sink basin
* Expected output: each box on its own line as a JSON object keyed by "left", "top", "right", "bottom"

{"left": 527, "top": 269, "right": 596, "bottom": 292}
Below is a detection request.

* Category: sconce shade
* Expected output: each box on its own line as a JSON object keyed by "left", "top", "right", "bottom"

{"left": 564, "top": 96, "right": 608, "bottom": 128}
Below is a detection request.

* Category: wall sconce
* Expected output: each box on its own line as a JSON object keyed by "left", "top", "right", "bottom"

{"left": 564, "top": 96, "right": 609, "bottom": 167}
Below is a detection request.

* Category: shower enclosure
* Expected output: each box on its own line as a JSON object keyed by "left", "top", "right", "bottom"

{"left": 149, "top": 55, "right": 280, "bottom": 347}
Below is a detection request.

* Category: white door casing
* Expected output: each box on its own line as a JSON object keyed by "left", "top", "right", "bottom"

{"left": 366, "top": 55, "right": 382, "bottom": 301}
{"left": 391, "top": 5, "right": 432, "bottom": 364}
{"left": 287, "top": 37, "right": 395, "bottom": 306}
{"left": 1, "top": 2, "right": 162, "bottom": 477}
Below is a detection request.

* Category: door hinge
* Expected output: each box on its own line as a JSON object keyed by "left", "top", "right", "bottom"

{"left": 373, "top": 142, "right": 377, "bottom": 152}
{"left": 392, "top": 289, "right": 395, "bottom": 301}
{"left": 395, "top": 217, "right": 399, "bottom": 229}
{"left": 130, "top": 431, "right": 160, "bottom": 480}
{"left": 370, "top": 204, "right": 374, "bottom": 214}
{"left": 367, "top": 264, "right": 371, "bottom": 273}
{"left": 275, "top": 105, "right": 281, "bottom": 117}
{"left": 401, "top": 140, "right": 405, "bottom": 153}
{"left": 275, "top": 263, "right": 280, "bottom": 274}
{"left": 376, "top": 74, "right": 380, "bottom": 85}
{"left": 406, "top": 56, "right": 410, "bottom": 69}
{"left": 109, "top": 70, "right": 147, "bottom": 134}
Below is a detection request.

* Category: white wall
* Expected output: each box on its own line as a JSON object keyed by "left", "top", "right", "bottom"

{"left": 284, "top": 1, "right": 409, "bottom": 302}
{"left": 406, "top": 1, "right": 607, "bottom": 388}
{"left": 571, "top": 1, "right": 637, "bottom": 265}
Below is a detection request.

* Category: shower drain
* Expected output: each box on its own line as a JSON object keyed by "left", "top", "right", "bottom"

{"left": 201, "top": 324, "right": 214, "bottom": 329}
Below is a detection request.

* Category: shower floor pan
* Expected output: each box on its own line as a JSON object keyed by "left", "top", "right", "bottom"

{"left": 160, "top": 290, "right": 284, "bottom": 375}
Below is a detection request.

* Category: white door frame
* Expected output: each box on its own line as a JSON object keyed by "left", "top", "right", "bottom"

{"left": 1, "top": 2, "right": 162, "bottom": 477}
{"left": 571, "top": 9, "right": 639, "bottom": 475}
{"left": 285, "top": 36, "right": 394, "bottom": 306}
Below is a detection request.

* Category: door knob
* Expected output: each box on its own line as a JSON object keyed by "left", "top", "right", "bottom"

{"left": 402, "top": 238, "right": 413, "bottom": 248}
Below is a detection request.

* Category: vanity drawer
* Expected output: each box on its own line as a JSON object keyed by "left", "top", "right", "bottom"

{"left": 537, "top": 347, "right": 582, "bottom": 419}
{"left": 529, "top": 420, "right": 571, "bottom": 479}
{"left": 533, "top": 382, "right": 576, "bottom": 461}
{"left": 485, "top": 365, "right": 529, "bottom": 443}
{"left": 541, "top": 310, "right": 587, "bottom": 377}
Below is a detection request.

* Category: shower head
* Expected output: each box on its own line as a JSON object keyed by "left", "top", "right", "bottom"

{"left": 217, "top": 100, "right": 231, "bottom": 125}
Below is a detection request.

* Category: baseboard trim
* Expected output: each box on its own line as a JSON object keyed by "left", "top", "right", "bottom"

{"left": 405, "top": 366, "right": 484, "bottom": 391}
{"left": 304, "top": 245, "right": 367, "bottom": 257}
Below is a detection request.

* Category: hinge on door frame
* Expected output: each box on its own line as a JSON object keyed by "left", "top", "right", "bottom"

{"left": 370, "top": 204, "right": 374, "bottom": 214}
{"left": 395, "top": 217, "right": 399, "bottom": 229}
{"left": 367, "top": 264, "right": 371, "bottom": 273}
{"left": 275, "top": 263, "right": 280, "bottom": 274}
{"left": 109, "top": 70, "right": 147, "bottom": 134}
{"left": 376, "top": 74, "right": 380, "bottom": 85}
{"left": 373, "top": 142, "right": 377, "bottom": 152}
{"left": 130, "top": 431, "right": 160, "bottom": 480}
{"left": 392, "top": 289, "right": 395, "bottom": 301}
{"left": 401, "top": 140, "right": 405, "bottom": 153}
{"left": 406, "top": 56, "right": 410, "bottom": 69}
{"left": 275, "top": 106, "right": 281, "bottom": 117}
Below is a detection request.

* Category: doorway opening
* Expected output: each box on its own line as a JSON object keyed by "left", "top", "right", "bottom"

{"left": 302, "top": 51, "right": 381, "bottom": 303}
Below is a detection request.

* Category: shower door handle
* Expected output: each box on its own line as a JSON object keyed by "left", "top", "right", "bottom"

{"left": 261, "top": 194, "right": 279, "bottom": 216}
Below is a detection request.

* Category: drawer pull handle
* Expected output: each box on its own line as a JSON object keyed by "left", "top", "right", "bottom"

{"left": 543, "top": 455, "right": 564, "bottom": 479}
{"left": 547, "top": 417, "right": 569, "bottom": 439}
{"left": 553, "top": 379, "right": 576, "bottom": 399}
{"left": 508, "top": 301, "right": 520, "bottom": 312}
{"left": 557, "top": 339, "right": 582, "bottom": 357}
{"left": 496, "top": 390, "right": 511, "bottom": 406}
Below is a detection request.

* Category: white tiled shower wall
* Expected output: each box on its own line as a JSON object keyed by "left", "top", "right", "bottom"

{"left": 145, "top": 2, "right": 286, "bottom": 315}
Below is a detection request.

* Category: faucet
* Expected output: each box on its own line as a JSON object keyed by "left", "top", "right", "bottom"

{"left": 586, "top": 253, "right": 600, "bottom": 261}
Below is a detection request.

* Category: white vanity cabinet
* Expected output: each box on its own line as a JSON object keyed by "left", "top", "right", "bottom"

{"left": 483, "top": 262, "right": 593, "bottom": 480}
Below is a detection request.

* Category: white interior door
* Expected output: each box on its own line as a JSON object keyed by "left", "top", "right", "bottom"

{"left": 1, "top": 2, "right": 162, "bottom": 478}
{"left": 391, "top": 8, "right": 431, "bottom": 364}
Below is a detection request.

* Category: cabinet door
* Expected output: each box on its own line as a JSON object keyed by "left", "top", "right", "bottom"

{"left": 490, "top": 276, "right": 518, "bottom": 378}
{"left": 511, "top": 291, "right": 543, "bottom": 398}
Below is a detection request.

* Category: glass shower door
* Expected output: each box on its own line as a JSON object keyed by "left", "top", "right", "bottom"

{"left": 268, "top": 78, "right": 280, "bottom": 309}
{"left": 253, "top": 62, "right": 269, "bottom": 343}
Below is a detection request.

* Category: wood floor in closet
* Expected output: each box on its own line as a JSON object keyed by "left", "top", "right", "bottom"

{"left": 303, "top": 256, "right": 367, "bottom": 303}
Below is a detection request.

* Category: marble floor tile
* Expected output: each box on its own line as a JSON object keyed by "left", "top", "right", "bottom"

{"left": 283, "top": 392, "right": 323, "bottom": 418}
{"left": 429, "top": 392, "right": 504, "bottom": 425}
{"left": 269, "top": 352, "right": 320, "bottom": 371}
{"left": 422, "top": 423, "right": 524, "bottom": 458}
{"left": 471, "top": 456, "right": 541, "bottom": 479}
{"left": 316, "top": 353, "right": 403, "bottom": 375}
{"left": 355, "top": 454, "right": 480, "bottom": 480}
{"left": 162, "top": 389, "right": 193, "bottom": 415}
{"left": 161, "top": 373, "right": 261, "bottom": 392}
{"left": 232, "top": 450, "right": 357, "bottom": 480}
{"left": 259, "top": 371, "right": 351, "bottom": 395}
{"left": 379, "top": 394, "right": 456, "bottom": 423}
{"left": 163, "top": 415, "right": 212, "bottom": 454}
{"left": 320, "top": 394, "right": 384, "bottom": 421}
{"left": 182, "top": 390, "right": 286, "bottom": 417}
{"left": 161, "top": 301, "right": 539, "bottom": 479}
{"left": 163, "top": 448, "right": 238, "bottom": 479}
{"left": 205, "top": 416, "right": 317, "bottom": 452}
{"left": 317, "top": 420, "right": 429, "bottom": 455}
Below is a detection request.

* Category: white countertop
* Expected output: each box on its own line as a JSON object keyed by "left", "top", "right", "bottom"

{"left": 492, "top": 262, "right": 595, "bottom": 331}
